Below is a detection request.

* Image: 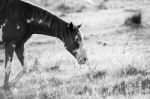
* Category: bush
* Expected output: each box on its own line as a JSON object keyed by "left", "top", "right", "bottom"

{"left": 124, "top": 10, "right": 142, "bottom": 27}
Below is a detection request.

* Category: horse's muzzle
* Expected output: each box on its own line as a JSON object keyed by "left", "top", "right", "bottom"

{"left": 75, "top": 48, "right": 88, "bottom": 65}
{"left": 66, "top": 46, "right": 88, "bottom": 65}
{"left": 77, "top": 56, "right": 88, "bottom": 65}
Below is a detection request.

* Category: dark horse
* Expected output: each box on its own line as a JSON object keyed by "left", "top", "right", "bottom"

{"left": 0, "top": 0, "right": 87, "bottom": 90}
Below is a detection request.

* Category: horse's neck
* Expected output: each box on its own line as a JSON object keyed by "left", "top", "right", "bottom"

{"left": 23, "top": 3, "right": 67, "bottom": 39}
{"left": 28, "top": 14, "right": 67, "bottom": 39}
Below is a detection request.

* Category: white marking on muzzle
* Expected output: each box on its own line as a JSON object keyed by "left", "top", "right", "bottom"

{"left": 73, "top": 46, "right": 87, "bottom": 64}
{"left": 73, "top": 48, "right": 81, "bottom": 59}
{"left": 73, "top": 44, "right": 86, "bottom": 60}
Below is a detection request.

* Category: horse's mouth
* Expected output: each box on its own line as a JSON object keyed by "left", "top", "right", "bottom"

{"left": 75, "top": 48, "right": 88, "bottom": 65}
{"left": 66, "top": 46, "right": 88, "bottom": 65}
{"left": 77, "top": 56, "right": 87, "bottom": 65}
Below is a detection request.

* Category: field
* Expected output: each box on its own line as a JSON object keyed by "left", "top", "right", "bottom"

{"left": 1, "top": 0, "right": 150, "bottom": 99}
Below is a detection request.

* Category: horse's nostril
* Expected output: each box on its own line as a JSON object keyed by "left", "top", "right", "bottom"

{"left": 78, "top": 57, "right": 87, "bottom": 64}
{"left": 83, "top": 57, "right": 87, "bottom": 61}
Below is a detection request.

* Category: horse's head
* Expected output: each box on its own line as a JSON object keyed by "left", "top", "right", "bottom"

{"left": 63, "top": 22, "right": 87, "bottom": 65}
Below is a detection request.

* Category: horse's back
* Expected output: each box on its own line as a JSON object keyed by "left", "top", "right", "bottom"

{"left": 0, "top": 0, "right": 30, "bottom": 44}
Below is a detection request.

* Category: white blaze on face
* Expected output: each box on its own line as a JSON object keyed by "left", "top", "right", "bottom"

{"left": 79, "top": 30, "right": 83, "bottom": 40}
{"left": 73, "top": 32, "right": 86, "bottom": 59}
{"left": 78, "top": 30, "right": 85, "bottom": 48}
{"left": 0, "top": 20, "right": 7, "bottom": 42}
{"left": 73, "top": 42, "right": 87, "bottom": 64}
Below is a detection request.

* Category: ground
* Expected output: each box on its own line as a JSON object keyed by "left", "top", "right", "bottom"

{"left": 0, "top": 0, "right": 150, "bottom": 99}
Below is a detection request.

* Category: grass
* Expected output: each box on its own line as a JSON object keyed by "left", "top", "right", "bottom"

{"left": 1, "top": 50, "right": 149, "bottom": 99}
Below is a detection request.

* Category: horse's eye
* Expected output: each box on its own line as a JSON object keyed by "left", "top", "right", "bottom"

{"left": 75, "top": 37, "right": 79, "bottom": 42}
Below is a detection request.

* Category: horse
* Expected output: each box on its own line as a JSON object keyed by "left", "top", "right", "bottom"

{"left": 0, "top": 0, "right": 88, "bottom": 91}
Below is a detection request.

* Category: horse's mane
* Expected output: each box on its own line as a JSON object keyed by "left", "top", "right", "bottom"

{"left": 22, "top": 0, "right": 68, "bottom": 27}
{"left": 20, "top": 0, "right": 68, "bottom": 39}
{"left": 4, "top": 0, "right": 67, "bottom": 25}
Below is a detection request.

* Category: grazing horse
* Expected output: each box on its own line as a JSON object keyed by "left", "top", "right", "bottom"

{"left": 0, "top": 0, "right": 87, "bottom": 90}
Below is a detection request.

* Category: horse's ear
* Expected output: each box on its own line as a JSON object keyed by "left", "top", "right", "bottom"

{"left": 68, "top": 22, "right": 74, "bottom": 31}
{"left": 77, "top": 24, "right": 82, "bottom": 28}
